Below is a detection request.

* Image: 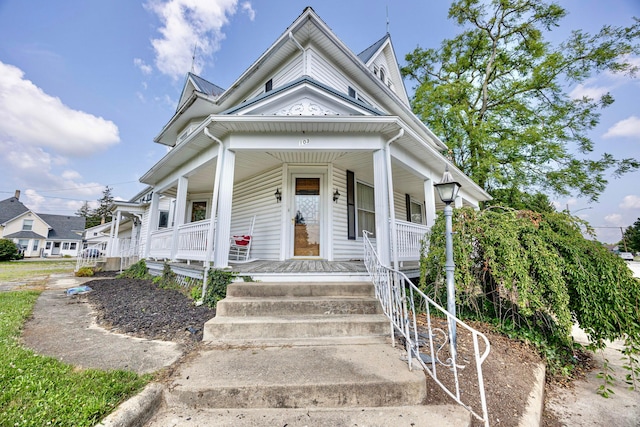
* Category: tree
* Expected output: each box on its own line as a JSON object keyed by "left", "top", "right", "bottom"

{"left": 75, "top": 201, "right": 101, "bottom": 228}
{"left": 622, "top": 218, "right": 640, "bottom": 253}
{"left": 93, "top": 186, "right": 114, "bottom": 225}
{"left": 401, "top": 0, "right": 640, "bottom": 202}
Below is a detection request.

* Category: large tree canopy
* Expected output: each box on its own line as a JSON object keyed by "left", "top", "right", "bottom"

{"left": 401, "top": 0, "right": 640, "bottom": 201}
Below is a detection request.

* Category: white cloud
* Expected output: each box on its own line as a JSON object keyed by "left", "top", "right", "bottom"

{"left": 569, "top": 83, "right": 610, "bottom": 100}
{"left": 604, "top": 213, "right": 623, "bottom": 226}
{"left": 603, "top": 115, "right": 640, "bottom": 139}
{"left": 133, "top": 58, "right": 153, "bottom": 75}
{"left": 0, "top": 61, "right": 120, "bottom": 156}
{"left": 146, "top": 0, "right": 243, "bottom": 79}
{"left": 620, "top": 195, "right": 640, "bottom": 209}
{"left": 241, "top": 2, "right": 255, "bottom": 20}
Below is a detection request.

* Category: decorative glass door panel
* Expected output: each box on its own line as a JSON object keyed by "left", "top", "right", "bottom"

{"left": 294, "top": 177, "right": 320, "bottom": 257}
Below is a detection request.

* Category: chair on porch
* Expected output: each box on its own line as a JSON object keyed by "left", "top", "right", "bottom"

{"left": 229, "top": 216, "right": 256, "bottom": 262}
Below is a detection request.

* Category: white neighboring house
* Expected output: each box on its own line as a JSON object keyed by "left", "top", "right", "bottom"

{"left": 104, "top": 7, "right": 490, "bottom": 275}
{"left": 0, "top": 192, "right": 85, "bottom": 258}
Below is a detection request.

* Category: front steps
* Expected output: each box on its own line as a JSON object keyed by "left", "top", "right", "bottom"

{"left": 147, "top": 281, "right": 471, "bottom": 426}
{"left": 203, "top": 281, "right": 390, "bottom": 346}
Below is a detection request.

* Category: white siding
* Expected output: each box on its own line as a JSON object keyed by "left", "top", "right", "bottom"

{"left": 331, "top": 166, "right": 365, "bottom": 260}
{"left": 243, "top": 56, "right": 304, "bottom": 102}
{"left": 230, "top": 166, "right": 284, "bottom": 260}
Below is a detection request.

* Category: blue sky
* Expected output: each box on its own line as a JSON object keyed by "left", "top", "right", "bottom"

{"left": 0, "top": 0, "right": 638, "bottom": 243}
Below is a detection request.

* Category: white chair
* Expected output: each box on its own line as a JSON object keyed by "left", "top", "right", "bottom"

{"left": 229, "top": 216, "right": 255, "bottom": 262}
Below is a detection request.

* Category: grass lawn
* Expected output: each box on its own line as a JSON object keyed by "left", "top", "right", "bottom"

{"left": 0, "top": 291, "right": 151, "bottom": 426}
{"left": 0, "top": 259, "right": 76, "bottom": 283}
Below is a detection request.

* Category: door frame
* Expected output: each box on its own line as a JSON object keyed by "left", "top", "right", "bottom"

{"left": 287, "top": 167, "right": 329, "bottom": 259}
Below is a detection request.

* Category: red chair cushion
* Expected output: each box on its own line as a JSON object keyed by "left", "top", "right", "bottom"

{"left": 233, "top": 235, "right": 251, "bottom": 246}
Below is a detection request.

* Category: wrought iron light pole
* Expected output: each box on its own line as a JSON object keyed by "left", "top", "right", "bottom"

{"left": 434, "top": 165, "right": 461, "bottom": 350}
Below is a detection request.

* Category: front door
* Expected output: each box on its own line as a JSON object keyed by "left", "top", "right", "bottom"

{"left": 292, "top": 176, "right": 321, "bottom": 257}
{"left": 52, "top": 241, "right": 61, "bottom": 255}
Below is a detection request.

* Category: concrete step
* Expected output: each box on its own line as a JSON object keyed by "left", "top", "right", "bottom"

{"left": 162, "top": 344, "right": 428, "bottom": 410}
{"left": 216, "top": 296, "right": 383, "bottom": 316}
{"left": 147, "top": 405, "right": 472, "bottom": 426}
{"left": 203, "top": 314, "right": 390, "bottom": 341}
{"left": 226, "top": 281, "right": 376, "bottom": 298}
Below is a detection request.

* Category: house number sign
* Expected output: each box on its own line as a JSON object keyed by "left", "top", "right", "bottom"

{"left": 299, "top": 138, "right": 310, "bottom": 146}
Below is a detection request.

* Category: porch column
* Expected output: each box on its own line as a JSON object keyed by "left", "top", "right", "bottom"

{"left": 107, "top": 217, "right": 116, "bottom": 257}
{"left": 424, "top": 178, "right": 437, "bottom": 228}
{"left": 213, "top": 148, "right": 236, "bottom": 268}
{"left": 373, "top": 149, "right": 391, "bottom": 266}
{"left": 144, "top": 192, "right": 160, "bottom": 258}
{"left": 111, "top": 211, "right": 122, "bottom": 256}
{"left": 171, "top": 176, "right": 189, "bottom": 260}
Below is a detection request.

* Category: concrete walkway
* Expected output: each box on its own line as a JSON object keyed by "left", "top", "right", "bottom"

{"left": 21, "top": 274, "right": 182, "bottom": 374}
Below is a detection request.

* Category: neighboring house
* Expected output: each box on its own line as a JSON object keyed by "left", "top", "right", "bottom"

{"left": 105, "top": 7, "right": 490, "bottom": 274}
{"left": 0, "top": 191, "right": 85, "bottom": 258}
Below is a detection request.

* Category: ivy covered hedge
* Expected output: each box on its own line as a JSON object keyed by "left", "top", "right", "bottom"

{"left": 420, "top": 207, "right": 640, "bottom": 381}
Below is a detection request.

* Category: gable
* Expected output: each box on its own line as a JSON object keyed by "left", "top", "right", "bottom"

{"left": 226, "top": 78, "right": 383, "bottom": 117}
{"left": 360, "top": 36, "right": 410, "bottom": 107}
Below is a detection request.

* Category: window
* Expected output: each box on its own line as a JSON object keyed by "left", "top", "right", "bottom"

{"left": 410, "top": 200, "right": 424, "bottom": 224}
{"left": 265, "top": 79, "right": 273, "bottom": 92}
{"left": 32, "top": 241, "right": 38, "bottom": 251}
{"left": 23, "top": 219, "right": 33, "bottom": 231}
{"left": 379, "top": 67, "right": 386, "bottom": 83}
{"left": 18, "top": 239, "right": 29, "bottom": 250}
{"left": 191, "top": 201, "right": 207, "bottom": 222}
{"left": 158, "top": 211, "right": 169, "bottom": 228}
{"left": 45, "top": 241, "right": 51, "bottom": 249}
{"left": 70, "top": 242, "right": 77, "bottom": 250}
{"left": 348, "top": 86, "right": 356, "bottom": 98}
{"left": 357, "top": 182, "right": 376, "bottom": 238}
{"left": 62, "top": 242, "right": 70, "bottom": 250}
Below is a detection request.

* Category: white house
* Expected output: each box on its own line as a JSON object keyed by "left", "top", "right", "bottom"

{"left": 103, "top": 7, "right": 490, "bottom": 278}
{"left": 1, "top": 192, "right": 85, "bottom": 258}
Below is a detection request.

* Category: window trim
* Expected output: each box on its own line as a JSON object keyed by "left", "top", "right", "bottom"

{"left": 356, "top": 180, "right": 376, "bottom": 239}
{"left": 22, "top": 219, "right": 33, "bottom": 231}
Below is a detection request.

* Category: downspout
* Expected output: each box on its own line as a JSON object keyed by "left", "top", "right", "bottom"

{"left": 289, "top": 32, "right": 306, "bottom": 75}
{"left": 200, "top": 127, "right": 224, "bottom": 305}
{"left": 386, "top": 128, "right": 404, "bottom": 271}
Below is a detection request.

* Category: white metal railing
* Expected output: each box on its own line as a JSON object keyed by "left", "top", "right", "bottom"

{"left": 149, "top": 227, "right": 174, "bottom": 259}
{"left": 75, "top": 242, "right": 105, "bottom": 271}
{"left": 176, "top": 219, "right": 212, "bottom": 261}
{"left": 118, "top": 238, "right": 142, "bottom": 272}
{"left": 363, "top": 231, "right": 491, "bottom": 426}
{"left": 393, "top": 220, "right": 430, "bottom": 261}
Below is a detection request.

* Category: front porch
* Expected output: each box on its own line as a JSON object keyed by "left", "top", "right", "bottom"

{"left": 146, "top": 258, "right": 421, "bottom": 282}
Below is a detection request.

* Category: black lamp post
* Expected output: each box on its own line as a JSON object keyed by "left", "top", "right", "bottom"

{"left": 433, "top": 165, "right": 461, "bottom": 351}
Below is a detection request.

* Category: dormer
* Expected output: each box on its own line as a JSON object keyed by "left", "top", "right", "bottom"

{"left": 358, "top": 34, "right": 410, "bottom": 107}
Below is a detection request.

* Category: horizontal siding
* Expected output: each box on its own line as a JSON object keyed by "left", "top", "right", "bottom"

{"left": 231, "top": 166, "right": 284, "bottom": 260}
{"left": 332, "top": 166, "right": 365, "bottom": 260}
{"left": 243, "top": 56, "right": 304, "bottom": 102}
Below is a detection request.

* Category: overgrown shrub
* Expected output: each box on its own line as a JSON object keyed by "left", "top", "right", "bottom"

{"left": 202, "top": 269, "right": 236, "bottom": 308}
{"left": 0, "top": 239, "right": 19, "bottom": 261}
{"left": 421, "top": 207, "right": 640, "bottom": 382}
{"left": 155, "top": 263, "right": 180, "bottom": 290}
{"left": 117, "top": 260, "right": 151, "bottom": 279}
{"left": 75, "top": 267, "right": 94, "bottom": 277}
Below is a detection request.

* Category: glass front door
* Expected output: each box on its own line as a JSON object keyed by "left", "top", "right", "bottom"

{"left": 293, "top": 177, "right": 320, "bottom": 257}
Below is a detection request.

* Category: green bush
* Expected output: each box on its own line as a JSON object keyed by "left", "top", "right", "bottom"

{"left": 155, "top": 263, "right": 180, "bottom": 290}
{"left": 202, "top": 269, "right": 236, "bottom": 308}
{"left": 117, "top": 260, "right": 151, "bottom": 279}
{"left": 75, "top": 267, "right": 94, "bottom": 277}
{"left": 421, "top": 207, "right": 640, "bottom": 381}
{"left": 0, "top": 239, "right": 19, "bottom": 261}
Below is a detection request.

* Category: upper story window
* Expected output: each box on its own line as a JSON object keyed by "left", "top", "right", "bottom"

{"left": 348, "top": 86, "right": 356, "bottom": 98}
{"left": 265, "top": 79, "right": 273, "bottom": 92}
{"left": 22, "top": 219, "right": 33, "bottom": 231}
{"left": 379, "top": 67, "right": 386, "bottom": 83}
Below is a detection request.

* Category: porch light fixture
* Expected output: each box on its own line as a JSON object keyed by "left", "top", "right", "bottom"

{"left": 434, "top": 164, "right": 461, "bottom": 353}
{"left": 333, "top": 188, "right": 341, "bottom": 203}
{"left": 274, "top": 188, "right": 282, "bottom": 203}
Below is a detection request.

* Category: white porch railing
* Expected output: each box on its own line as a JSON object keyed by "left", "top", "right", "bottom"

{"left": 176, "top": 219, "right": 212, "bottom": 261}
{"left": 363, "top": 231, "right": 491, "bottom": 426}
{"left": 149, "top": 228, "right": 173, "bottom": 259}
{"left": 118, "top": 238, "right": 142, "bottom": 272}
{"left": 75, "top": 242, "right": 105, "bottom": 271}
{"left": 393, "top": 219, "right": 430, "bottom": 261}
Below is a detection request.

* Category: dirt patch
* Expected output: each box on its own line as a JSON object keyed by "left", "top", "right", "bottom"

{"left": 83, "top": 277, "right": 581, "bottom": 426}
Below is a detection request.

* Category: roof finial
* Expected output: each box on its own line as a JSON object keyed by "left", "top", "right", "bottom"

{"left": 386, "top": 6, "right": 389, "bottom": 34}
{"left": 190, "top": 42, "right": 198, "bottom": 73}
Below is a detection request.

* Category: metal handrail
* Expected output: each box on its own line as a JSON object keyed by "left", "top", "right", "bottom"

{"left": 363, "top": 231, "right": 491, "bottom": 426}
